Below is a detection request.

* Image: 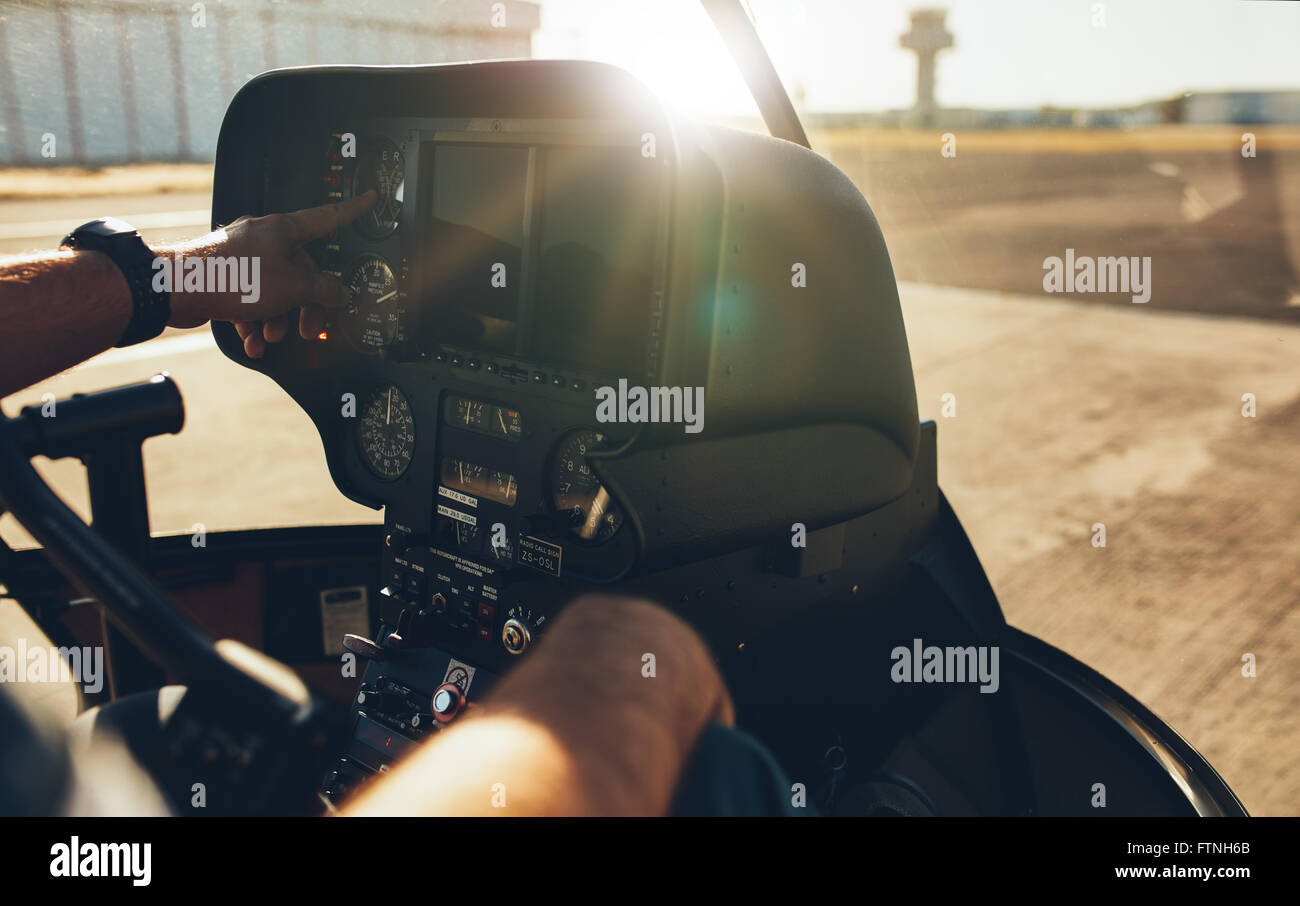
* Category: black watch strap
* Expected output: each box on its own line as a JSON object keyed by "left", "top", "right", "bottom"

{"left": 61, "top": 217, "right": 170, "bottom": 348}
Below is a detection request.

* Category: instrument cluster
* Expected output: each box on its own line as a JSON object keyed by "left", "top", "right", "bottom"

{"left": 322, "top": 133, "right": 409, "bottom": 355}
{"left": 295, "top": 115, "right": 669, "bottom": 672}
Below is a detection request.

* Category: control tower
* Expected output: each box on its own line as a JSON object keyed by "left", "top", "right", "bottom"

{"left": 899, "top": 8, "right": 954, "bottom": 127}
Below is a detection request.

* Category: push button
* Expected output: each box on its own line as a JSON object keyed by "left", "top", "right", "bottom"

{"left": 405, "top": 571, "right": 426, "bottom": 598}
{"left": 430, "top": 682, "right": 466, "bottom": 723}
{"left": 475, "top": 603, "right": 495, "bottom": 640}
{"left": 455, "top": 600, "right": 475, "bottom": 630}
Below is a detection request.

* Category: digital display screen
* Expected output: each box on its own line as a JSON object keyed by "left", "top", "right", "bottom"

{"left": 534, "top": 147, "right": 658, "bottom": 374}
{"left": 352, "top": 715, "right": 416, "bottom": 768}
{"left": 421, "top": 144, "right": 528, "bottom": 351}
{"left": 417, "top": 139, "right": 660, "bottom": 375}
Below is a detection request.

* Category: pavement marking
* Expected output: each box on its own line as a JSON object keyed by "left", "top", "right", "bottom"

{"left": 0, "top": 208, "right": 210, "bottom": 240}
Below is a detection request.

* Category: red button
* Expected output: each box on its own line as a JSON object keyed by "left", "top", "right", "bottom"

{"left": 476, "top": 603, "right": 495, "bottom": 622}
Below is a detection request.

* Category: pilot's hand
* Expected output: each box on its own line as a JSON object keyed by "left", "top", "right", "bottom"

{"left": 343, "top": 596, "right": 735, "bottom": 816}
{"left": 161, "top": 191, "right": 377, "bottom": 358}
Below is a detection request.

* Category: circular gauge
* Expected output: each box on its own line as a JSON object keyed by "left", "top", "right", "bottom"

{"left": 453, "top": 522, "right": 481, "bottom": 551}
{"left": 350, "top": 137, "right": 404, "bottom": 239}
{"left": 550, "top": 429, "right": 625, "bottom": 543}
{"left": 340, "top": 254, "right": 398, "bottom": 352}
{"left": 357, "top": 385, "right": 415, "bottom": 480}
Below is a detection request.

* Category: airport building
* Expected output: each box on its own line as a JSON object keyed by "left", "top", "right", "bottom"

{"left": 0, "top": 0, "right": 538, "bottom": 165}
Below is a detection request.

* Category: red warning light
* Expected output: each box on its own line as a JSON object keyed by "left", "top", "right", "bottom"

{"left": 317, "top": 331, "right": 329, "bottom": 341}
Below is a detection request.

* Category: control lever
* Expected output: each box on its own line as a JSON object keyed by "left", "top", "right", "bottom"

{"left": 356, "top": 684, "right": 405, "bottom": 714}
{"left": 342, "top": 633, "right": 389, "bottom": 661}
{"left": 342, "top": 592, "right": 425, "bottom": 659}
{"left": 384, "top": 603, "right": 416, "bottom": 649}
{"left": 0, "top": 375, "right": 347, "bottom": 815}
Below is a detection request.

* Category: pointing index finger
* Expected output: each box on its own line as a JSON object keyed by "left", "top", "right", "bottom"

{"left": 285, "top": 190, "right": 377, "bottom": 244}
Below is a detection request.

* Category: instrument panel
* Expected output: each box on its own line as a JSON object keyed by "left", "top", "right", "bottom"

{"left": 261, "top": 113, "right": 671, "bottom": 677}
{"left": 211, "top": 62, "right": 929, "bottom": 800}
{"left": 313, "top": 119, "right": 668, "bottom": 374}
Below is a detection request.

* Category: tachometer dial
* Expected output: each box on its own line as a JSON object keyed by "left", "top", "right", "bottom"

{"left": 451, "top": 396, "right": 487, "bottom": 431}
{"left": 550, "top": 429, "right": 624, "bottom": 543}
{"left": 442, "top": 394, "right": 523, "bottom": 444}
{"left": 341, "top": 254, "right": 399, "bottom": 352}
{"left": 350, "top": 137, "right": 404, "bottom": 239}
{"left": 357, "top": 385, "right": 415, "bottom": 480}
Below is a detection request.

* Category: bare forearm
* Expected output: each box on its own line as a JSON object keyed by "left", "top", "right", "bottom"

{"left": 342, "top": 597, "right": 733, "bottom": 816}
{"left": 0, "top": 249, "right": 131, "bottom": 398}
{"left": 0, "top": 193, "right": 374, "bottom": 399}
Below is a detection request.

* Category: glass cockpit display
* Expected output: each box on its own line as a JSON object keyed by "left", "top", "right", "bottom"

{"left": 534, "top": 147, "right": 658, "bottom": 374}
{"left": 413, "top": 137, "right": 661, "bottom": 376}
{"left": 419, "top": 144, "right": 528, "bottom": 352}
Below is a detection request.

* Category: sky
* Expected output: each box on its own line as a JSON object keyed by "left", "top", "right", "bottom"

{"left": 531, "top": 0, "right": 1300, "bottom": 116}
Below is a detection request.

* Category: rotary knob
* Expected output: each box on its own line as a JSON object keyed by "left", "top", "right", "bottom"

{"left": 501, "top": 617, "right": 532, "bottom": 655}
{"left": 430, "top": 681, "right": 466, "bottom": 723}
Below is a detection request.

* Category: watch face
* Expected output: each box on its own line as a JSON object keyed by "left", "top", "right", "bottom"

{"left": 65, "top": 218, "right": 139, "bottom": 249}
{"left": 85, "top": 217, "right": 138, "bottom": 238}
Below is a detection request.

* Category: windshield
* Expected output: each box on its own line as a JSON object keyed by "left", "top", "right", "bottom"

{"left": 0, "top": 0, "right": 1297, "bottom": 816}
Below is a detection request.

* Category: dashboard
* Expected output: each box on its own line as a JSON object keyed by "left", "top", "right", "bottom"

{"left": 298, "top": 116, "right": 666, "bottom": 588}
{"left": 209, "top": 61, "right": 924, "bottom": 799}
{"left": 321, "top": 124, "right": 666, "bottom": 377}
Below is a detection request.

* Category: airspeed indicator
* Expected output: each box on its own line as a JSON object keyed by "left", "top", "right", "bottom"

{"left": 357, "top": 385, "right": 415, "bottom": 480}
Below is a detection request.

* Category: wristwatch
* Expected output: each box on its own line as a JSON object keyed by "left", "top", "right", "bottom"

{"left": 60, "top": 217, "right": 170, "bottom": 347}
